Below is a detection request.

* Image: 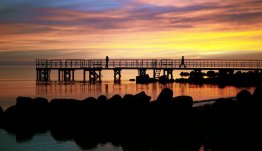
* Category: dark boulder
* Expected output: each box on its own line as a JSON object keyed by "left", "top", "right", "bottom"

{"left": 150, "top": 89, "right": 174, "bottom": 119}
{"left": 0, "top": 105, "right": 3, "bottom": 126}
{"left": 0, "top": 105, "right": 3, "bottom": 114}
{"left": 134, "top": 91, "right": 151, "bottom": 106}
{"left": 251, "top": 85, "right": 262, "bottom": 114}
{"left": 237, "top": 90, "right": 252, "bottom": 103}
{"left": 81, "top": 97, "right": 100, "bottom": 122}
{"left": 236, "top": 90, "right": 254, "bottom": 116}
{"left": 81, "top": 97, "right": 98, "bottom": 110}
{"left": 157, "top": 88, "right": 173, "bottom": 103}
{"left": 34, "top": 97, "right": 49, "bottom": 107}
{"left": 107, "top": 94, "right": 123, "bottom": 116}
{"left": 253, "top": 85, "right": 262, "bottom": 101}
{"left": 97, "top": 95, "right": 107, "bottom": 104}
{"left": 123, "top": 94, "right": 135, "bottom": 105}
{"left": 188, "top": 70, "right": 205, "bottom": 83}
{"left": 180, "top": 72, "right": 190, "bottom": 76}
{"left": 32, "top": 97, "right": 49, "bottom": 120}
{"left": 33, "top": 97, "right": 49, "bottom": 110}
{"left": 172, "top": 96, "right": 193, "bottom": 110}
{"left": 4, "top": 105, "right": 17, "bottom": 117}
{"left": 15, "top": 97, "right": 35, "bottom": 119}
{"left": 108, "top": 94, "right": 122, "bottom": 105}
{"left": 96, "top": 95, "right": 108, "bottom": 119}
{"left": 136, "top": 74, "right": 150, "bottom": 84}
{"left": 49, "top": 99, "right": 81, "bottom": 119}
{"left": 16, "top": 97, "right": 34, "bottom": 109}
{"left": 4, "top": 106, "right": 18, "bottom": 130}
{"left": 82, "top": 97, "right": 97, "bottom": 105}
{"left": 159, "top": 75, "right": 174, "bottom": 84}
{"left": 50, "top": 99, "right": 81, "bottom": 109}
{"left": 123, "top": 92, "right": 150, "bottom": 116}
{"left": 212, "top": 98, "right": 237, "bottom": 119}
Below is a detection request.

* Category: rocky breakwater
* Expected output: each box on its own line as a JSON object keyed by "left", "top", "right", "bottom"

{"left": 0, "top": 86, "right": 262, "bottom": 150}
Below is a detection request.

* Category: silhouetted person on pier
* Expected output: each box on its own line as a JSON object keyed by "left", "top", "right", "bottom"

{"left": 179, "top": 56, "right": 186, "bottom": 68}
{"left": 105, "top": 56, "right": 109, "bottom": 68}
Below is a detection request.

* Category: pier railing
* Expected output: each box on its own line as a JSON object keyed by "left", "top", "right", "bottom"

{"left": 36, "top": 59, "right": 262, "bottom": 69}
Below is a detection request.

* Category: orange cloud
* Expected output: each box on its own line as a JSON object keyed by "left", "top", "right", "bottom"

{"left": 1, "top": 0, "right": 262, "bottom": 65}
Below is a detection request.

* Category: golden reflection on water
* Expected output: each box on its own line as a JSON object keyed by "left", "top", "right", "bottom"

{"left": 35, "top": 82, "right": 255, "bottom": 102}
{"left": 0, "top": 66, "right": 256, "bottom": 110}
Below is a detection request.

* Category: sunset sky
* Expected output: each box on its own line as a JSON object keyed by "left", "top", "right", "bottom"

{"left": 0, "top": 0, "right": 262, "bottom": 65}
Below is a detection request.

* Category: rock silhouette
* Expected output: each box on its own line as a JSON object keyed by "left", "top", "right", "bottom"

{"left": 0, "top": 105, "right": 3, "bottom": 127}
{"left": 176, "top": 70, "right": 262, "bottom": 87}
{"left": 157, "top": 87, "right": 173, "bottom": 103}
{"left": 0, "top": 87, "right": 262, "bottom": 150}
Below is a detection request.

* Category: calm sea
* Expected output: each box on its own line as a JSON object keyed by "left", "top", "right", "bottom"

{"left": 0, "top": 66, "right": 255, "bottom": 151}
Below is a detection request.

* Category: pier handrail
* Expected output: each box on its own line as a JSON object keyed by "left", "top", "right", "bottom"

{"left": 36, "top": 59, "right": 262, "bottom": 69}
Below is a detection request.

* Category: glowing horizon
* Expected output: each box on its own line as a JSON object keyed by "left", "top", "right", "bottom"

{"left": 0, "top": 0, "right": 262, "bottom": 65}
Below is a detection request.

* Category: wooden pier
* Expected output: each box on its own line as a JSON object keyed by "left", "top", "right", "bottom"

{"left": 36, "top": 59, "right": 262, "bottom": 83}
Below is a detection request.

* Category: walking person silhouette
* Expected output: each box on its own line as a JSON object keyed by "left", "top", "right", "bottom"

{"left": 179, "top": 56, "right": 186, "bottom": 68}
{"left": 105, "top": 56, "right": 109, "bottom": 68}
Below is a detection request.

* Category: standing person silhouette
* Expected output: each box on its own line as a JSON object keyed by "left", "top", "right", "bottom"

{"left": 105, "top": 56, "right": 109, "bottom": 68}
{"left": 179, "top": 56, "right": 186, "bottom": 68}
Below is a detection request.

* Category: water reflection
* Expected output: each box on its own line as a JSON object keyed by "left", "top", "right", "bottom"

{"left": 35, "top": 81, "right": 254, "bottom": 101}
{"left": 0, "top": 129, "right": 122, "bottom": 151}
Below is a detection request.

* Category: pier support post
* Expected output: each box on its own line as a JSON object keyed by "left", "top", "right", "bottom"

{"left": 58, "top": 70, "right": 61, "bottom": 81}
{"left": 89, "top": 70, "right": 92, "bottom": 82}
{"left": 46, "top": 69, "right": 51, "bottom": 81}
{"left": 37, "top": 69, "right": 51, "bottom": 82}
{"left": 99, "top": 70, "right": 101, "bottom": 82}
{"left": 114, "top": 68, "right": 121, "bottom": 83}
{"left": 89, "top": 69, "right": 102, "bottom": 83}
{"left": 83, "top": 70, "right": 86, "bottom": 83}
{"left": 153, "top": 69, "right": 161, "bottom": 79}
{"left": 60, "top": 69, "right": 75, "bottom": 82}
{"left": 163, "top": 69, "right": 173, "bottom": 80}
{"left": 63, "top": 70, "right": 71, "bottom": 82}
{"left": 37, "top": 70, "right": 39, "bottom": 81}
{"left": 72, "top": 70, "right": 75, "bottom": 81}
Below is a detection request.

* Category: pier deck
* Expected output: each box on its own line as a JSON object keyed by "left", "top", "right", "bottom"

{"left": 36, "top": 59, "right": 262, "bottom": 82}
